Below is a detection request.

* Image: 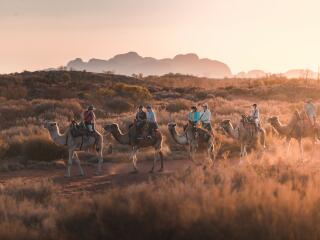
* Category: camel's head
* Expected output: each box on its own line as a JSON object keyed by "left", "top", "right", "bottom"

{"left": 43, "top": 121, "right": 58, "bottom": 132}
{"left": 167, "top": 122, "right": 177, "bottom": 131}
{"left": 267, "top": 116, "right": 279, "bottom": 126}
{"left": 104, "top": 123, "right": 119, "bottom": 133}
{"left": 219, "top": 119, "right": 232, "bottom": 132}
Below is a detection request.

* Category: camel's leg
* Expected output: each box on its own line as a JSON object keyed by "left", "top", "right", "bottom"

{"left": 96, "top": 150, "right": 104, "bottom": 175}
{"left": 240, "top": 143, "right": 244, "bottom": 158}
{"left": 239, "top": 143, "right": 247, "bottom": 165}
{"left": 73, "top": 152, "right": 84, "bottom": 176}
{"left": 189, "top": 145, "right": 195, "bottom": 164}
{"left": 285, "top": 138, "right": 291, "bottom": 157}
{"left": 65, "top": 150, "right": 73, "bottom": 177}
{"left": 298, "top": 139, "right": 304, "bottom": 161}
{"left": 260, "top": 130, "right": 266, "bottom": 149}
{"left": 130, "top": 148, "right": 138, "bottom": 173}
{"left": 311, "top": 140, "right": 316, "bottom": 160}
{"left": 149, "top": 150, "right": 158, "bottom": 173}
{"left": 151, "top": 150, "right": 164, "bottom": 172}
{"left": 207, "top": 145, "right": 214, "bottom": 166}
{"left": 158, "top": 151, "right": 164, "bottom": 172}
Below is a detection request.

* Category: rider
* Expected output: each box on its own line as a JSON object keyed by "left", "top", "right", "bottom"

{"left": 200, "top": 103, "right": 212, "bottom": 131}
{"left": 188, "top": 105, "right": 200, "bottom": 126}
{"left": 188, "top": 106, "right": 200, "bottom": 138}
{"left": 250, "top": 103, "right": 260, "bottom": 129}
{"left": 146, "top": 104, "right": 158, "bottom": 138}
{"left": 83, "top": 105, "right": 96, "bottom": 133}
{"left": 304, "top": 98, "right": 317, "bottom": 126}
{"left": 135, "top": 105, "right": 147, "bottom": 139}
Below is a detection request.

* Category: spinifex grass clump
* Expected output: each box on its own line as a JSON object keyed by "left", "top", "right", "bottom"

{"left": 1, "top": 162, "right": 320, "bottom": 240}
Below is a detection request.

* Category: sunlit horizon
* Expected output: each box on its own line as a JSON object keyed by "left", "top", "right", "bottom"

{"left": 2, "top": 0, "right": 320, "bottom": 74}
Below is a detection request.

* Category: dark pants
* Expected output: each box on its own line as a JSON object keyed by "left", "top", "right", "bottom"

{"left": 148, "top": 122, "right": 158, "bottom": 136}
{"left": 136, "top": 121, "right": 145, "bottom": 137}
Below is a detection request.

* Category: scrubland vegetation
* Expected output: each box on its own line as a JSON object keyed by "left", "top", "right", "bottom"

{"left": 1, "top": 70, "right": 320, "bottom": 239}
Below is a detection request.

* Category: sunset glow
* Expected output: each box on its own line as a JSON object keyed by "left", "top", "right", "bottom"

{"left": 1, "top": 0, "right": 320, "bottom": 74}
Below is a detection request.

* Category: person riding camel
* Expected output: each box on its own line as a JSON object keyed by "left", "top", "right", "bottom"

{"left": 146, "top": 104, "right": 158, "bottom": 138}
{"left": 135, "top": 105, "right": 147, "bottom": 139}
{"left": 188, "top": 106, "right": 200, "bottom": 138}
{"left": 200, "top": 103, "right": 212, "bottom": 132}
{"left": 188, "top": 106, "right": 200, "bottom": 126}
{"left": 304, "top": 98, "right": 317, "bottom": 127}
{"left": 83, "top": 105, "right": 96, "bottom": 133}
{"left": 250, "top": 103, "right": 260, "bottom": 130}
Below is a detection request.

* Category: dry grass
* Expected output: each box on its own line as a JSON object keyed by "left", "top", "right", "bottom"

{"left": 0, "top": 71, "right": 320, "bottom": 239}
{"left": 1, "top": 160, "right": 320, "bottom": 239}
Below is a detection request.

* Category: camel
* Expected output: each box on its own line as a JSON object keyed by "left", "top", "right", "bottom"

{"left": 44, "top": 121, "right": 104, "bottom": 177}
{"left": 268, "top": 111, "right": 320, "bottom": 160}
{"left": 167, "top": 123, "right": 215, "bottom": 165}
{"left": 219, "top": 119, "right": 266, "bottom": 157}
{"left": 104, "top": 123, "right": 164, "bottom": 173}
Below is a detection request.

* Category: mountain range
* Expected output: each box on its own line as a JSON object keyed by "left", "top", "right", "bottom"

{"left": 66, "top": 52, "right": 231, "bottom": 78}
{"left": 66, "top": 52, "right": 318, "bottom": 79}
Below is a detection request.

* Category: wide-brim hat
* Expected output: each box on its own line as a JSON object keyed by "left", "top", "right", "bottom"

{"left": 88, "top": 105, "right": 95, "bottom": 110}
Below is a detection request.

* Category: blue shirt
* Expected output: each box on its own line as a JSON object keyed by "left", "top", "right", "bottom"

{"left": 146, "top": 111, "right": 157, "bottom": 123}
{"left": 188, "top": 111, "right": 200, "bottom": 123}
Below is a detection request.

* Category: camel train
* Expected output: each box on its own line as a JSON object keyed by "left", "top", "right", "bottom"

{"left": 43, "top": 101, "right": 320, "bottom": 177}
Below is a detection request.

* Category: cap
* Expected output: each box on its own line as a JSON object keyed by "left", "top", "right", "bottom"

{"left": 88, "top": 105, "right": 95, "bottom": 110}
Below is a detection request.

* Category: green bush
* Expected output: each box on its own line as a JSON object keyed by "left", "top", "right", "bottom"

{"left": 113, "top": 83, "right": 152, "bottom": 101}
{"left": 105, "top": 98, "right": 134, "bottom": 113}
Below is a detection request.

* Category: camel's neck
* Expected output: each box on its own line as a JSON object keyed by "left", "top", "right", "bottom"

{"left": 112, "top": 127, "right": 130, "bottom": 145}
{"left": 271, "top": 120, "right": 289, "bottom": 135}
{"left": 225, "top": 124, "right": 239, "bottom": 140}
{"left": 48, "top": 127, "right": 68, "bottom": 145}
{"left": 169, "top": 127, "right": 188, "bottom": 145}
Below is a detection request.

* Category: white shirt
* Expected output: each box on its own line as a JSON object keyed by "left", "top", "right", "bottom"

{"left": 200, "top": 109, "right": 211, "bottom": 123}
{"left": 251, "top": 108, "right": 260, "bottom": 120}
{"left": 304, "top": 103, "right": 316, "bottom": 118}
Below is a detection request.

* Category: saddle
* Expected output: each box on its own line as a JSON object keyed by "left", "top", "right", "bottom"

{"left": 70, "top": 121, "right": 94, "bottom": 138}
{"left": 128, "top": 121, "right": 154, "bottom": 142}
{"left": 184, "top": 123, "right": 199, "bottom": 139}
{"left": 297, "top": 111, "right": 315, "bottom": 130}
{"left": 241, "top": 115, "right": 259, "bottom": 132}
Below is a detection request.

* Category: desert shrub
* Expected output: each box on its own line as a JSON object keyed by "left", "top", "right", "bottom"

{"left": 0, "top": 85, "right": 28, "bottom": 100}
{"left": 22, "top": 136, "right": 67, "bottom": 162}
{"left": 32, "top": 99, "right": 82, "bottom": 120}
{"left": 166, "top": 100, "right": 190, "bottom": 113}
{"left": 97, "top": 88, "right": 116, "bottom": 98}
{"left": 113, "top": 83, "right": 152, "bottom": 101}
{"left": 1, "top": 126, "right": 67, "bottom": 161}
{"left": 105, "top": 98, "right": 134, "bottom": 113}
{"left": 2, "top": 178, "right": 54, "bottom": 204}
{"left": 195, "top": 91, "right": 208, "bottom": 100}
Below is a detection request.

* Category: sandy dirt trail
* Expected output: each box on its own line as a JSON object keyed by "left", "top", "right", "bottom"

{"left": 0, "top": 159, "right": 192, "bottom": 197}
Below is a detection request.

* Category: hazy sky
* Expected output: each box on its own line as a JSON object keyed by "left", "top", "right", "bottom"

{"left": 1, "top": 0, "right": 320, "bottom": 74}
